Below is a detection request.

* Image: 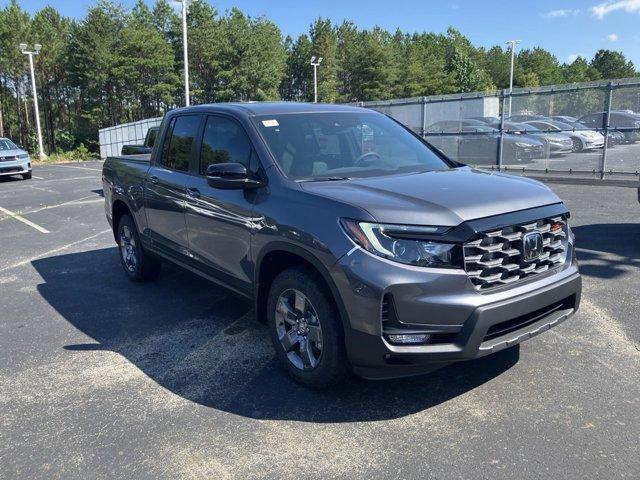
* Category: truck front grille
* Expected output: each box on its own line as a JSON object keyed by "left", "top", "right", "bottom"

{"left": 463, "top": 216, "right": 568, "bottom": 290}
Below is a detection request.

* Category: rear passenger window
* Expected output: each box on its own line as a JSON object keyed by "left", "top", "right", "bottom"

{"left": 199, "top": 116, "right": 252, "bottom": 175}
{"left": 161, "top": 115, "right": 200, "bottom": 172}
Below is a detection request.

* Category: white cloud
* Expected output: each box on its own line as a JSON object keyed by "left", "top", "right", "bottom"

{"left": 544, "top": 8, "right": 581, "bottom": 17}
{"left": 591, "top": 0, "right": 640, "bottom": 19}
{"left": 608, "top": 33, "right": 619, "bottom": 41}
{"left": 567, "top": 54, "right": 581, "bottom": 62}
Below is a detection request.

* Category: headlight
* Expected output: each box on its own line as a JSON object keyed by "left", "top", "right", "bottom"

{"left": 340, "top": 219, "right": 458, "bottom": 268}
{"left": 18, "top": 154, "right": 29, "bottom": 159}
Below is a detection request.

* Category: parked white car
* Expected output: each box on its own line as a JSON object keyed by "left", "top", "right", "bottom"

{"left": 0, "top": 138, "right": 32, "bottom": 180}
{"left": 525, "top": 120, "right": 605, "bottom": 152}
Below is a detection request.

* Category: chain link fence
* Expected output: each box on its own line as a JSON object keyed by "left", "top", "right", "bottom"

{"left": 98, "top": 117, "right": 162, "bottom": 159}
{"left": 354, "top": 78, "right": 640, "bottom": 178}
{"left": 97, "top": 79, "right": 640, "bottom": 179}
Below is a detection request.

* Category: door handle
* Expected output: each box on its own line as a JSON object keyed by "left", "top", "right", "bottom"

{"left": 149, "top": 175, "right": 159, "bottom": 185}
{"left": 186, "top": 187, "right": 201, "bottom": 198}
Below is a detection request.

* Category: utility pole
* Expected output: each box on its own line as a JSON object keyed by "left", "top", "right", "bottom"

{"left": 506, "top": 40, "right": 521, "bottom": 117}
{"left": 20, "top": 43, "right": 45, "bottom": 160}
{"left": 175, "top": 0, "right": 195, "bottom": 106}
{"left": 310, "top": 56, "right": 323, "bottom": 103}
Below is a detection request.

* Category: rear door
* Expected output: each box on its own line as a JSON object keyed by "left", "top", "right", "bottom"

{"left": 183, "top": 114, "right": 258, "bottom": 295}
{"left": 145, "top": 114, "right": 201, "bottom": 258}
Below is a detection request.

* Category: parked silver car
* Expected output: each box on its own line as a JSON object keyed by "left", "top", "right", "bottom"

{"left": 504, "top": 122, "right": 573, "bottom": 155}
{"left": 524, "top": 120, "right": 605, "bottom": 152}
{"left": 0, "top": 138, "right": 32, "bottom": 180}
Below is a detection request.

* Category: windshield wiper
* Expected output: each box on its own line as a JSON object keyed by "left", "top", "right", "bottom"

{"left": 297, "top": 176, "right": 351, "bottom": 182}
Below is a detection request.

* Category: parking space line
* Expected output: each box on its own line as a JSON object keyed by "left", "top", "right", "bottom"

{"left": 50, "top": 164, "right": 102, "bottom": 172}
{"left": 0, "top": 206, "right": 50, "bottom": 234}
{"left": 0, "top": 228, "right": 112, "bottom": 273}
{"left": 25, "top": 195, "right": 104, "bottom": 214}
{"left": 29, "top": 176, "right": 97, "bottom": 184}
{"left": 32, "top": 175, "right": 44, "bottom": 180}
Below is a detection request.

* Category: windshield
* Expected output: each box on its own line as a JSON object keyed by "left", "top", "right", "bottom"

{"left": 253, "top": 112, "right": 451, "bottom": 180}
{"left": 506, "top": 122, "right": 541, "bottom": 133}
{"left": 0, "top": 139, "right": 18, "bottom": 151}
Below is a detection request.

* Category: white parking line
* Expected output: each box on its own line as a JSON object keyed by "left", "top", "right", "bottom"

{"left": 0, "top": 206, "right": 50, "bottom": 234}
{"left": 25, "top": 196, "right": 104, "bottom": 214}
{"left": 0, "top": 228, "right": 112, "bottom": 273}
{"left": 50, "top": 164, "right": 102, "bottom": 172}
{"left": 32, "top": 175, "right": 44, "bottom": 180}
{"left": 29, "top": 176, "right": 97, "bottom": 184}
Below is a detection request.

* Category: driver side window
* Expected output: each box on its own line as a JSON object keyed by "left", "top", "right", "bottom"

{"left": 199, "top": 116, "right": 252, "bottom": 175}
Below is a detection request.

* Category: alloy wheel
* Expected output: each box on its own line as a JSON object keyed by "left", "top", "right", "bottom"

{"left": 274, "top": 289, "right": 323, "bottom": 370}
{"left": 119, "top": 225, "right": 138, "bottom": 272}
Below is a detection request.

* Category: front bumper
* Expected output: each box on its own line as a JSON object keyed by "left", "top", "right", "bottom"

{"left": 333, "top": 240, "right": 581, "bottom": 380}
{"left": 549, "top": 143, "right": 573, "bottom": 155}
{"left": 0, "top": 158, "right": 31, "bottom": 176}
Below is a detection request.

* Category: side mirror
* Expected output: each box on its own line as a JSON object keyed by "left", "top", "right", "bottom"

{"left": 206, "top": 163, "right": 264, "bottom": 190}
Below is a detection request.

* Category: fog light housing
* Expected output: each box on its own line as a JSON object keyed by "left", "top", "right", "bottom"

{"left": 386, "top": 333, "right": 432, "bottom": 345}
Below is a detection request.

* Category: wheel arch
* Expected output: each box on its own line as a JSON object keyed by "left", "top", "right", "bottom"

{"left": 111, "top": 198, "right": 135, "bottom": 241}
{"left": 254, "top": 243, "right": 349, "bottom": 332}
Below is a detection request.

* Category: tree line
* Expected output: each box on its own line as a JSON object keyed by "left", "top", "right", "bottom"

{"left": 0, "top": 0, "right": 637, "bottom": 154}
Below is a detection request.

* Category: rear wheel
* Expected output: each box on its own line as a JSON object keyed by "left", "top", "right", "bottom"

{"left": 267, "top": 266, "right": 350, "bottom": 387}
{"left": 117, "top": 214, "right": 161, "bottom": 282}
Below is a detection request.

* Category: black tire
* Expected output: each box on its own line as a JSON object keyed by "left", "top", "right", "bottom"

{"left": 22, "top": 171, "right": 32, "bottom": 180}
{"left": 571, "top": 137, "right": 583, "bottom": 153}
{"left": 267, "top": 266, "right": 351, "bottom": 388}
{"left": 117, "top": 214, "right": 161, "bottom": 282}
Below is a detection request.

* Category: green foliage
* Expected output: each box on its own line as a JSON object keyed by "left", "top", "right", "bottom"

{"left": 590, "top": 50, "right": 637, "bottom": 80}
{"left": 447, "top": 47, "right": 495, "bottom": 93}
{"left": 0, "top": 0, "right": 638, "bottom": 154}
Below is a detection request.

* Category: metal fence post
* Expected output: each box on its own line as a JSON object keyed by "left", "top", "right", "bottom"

{"left": 497, "top": 90, "right": 506, "bottom": 170}
{"left": 421, "top": 96, "right": 427, "bottom": 137}
{"left": 600, "top": 81, "right": 613, "bottom": 179}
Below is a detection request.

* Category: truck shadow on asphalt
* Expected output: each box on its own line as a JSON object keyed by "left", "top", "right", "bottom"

{"left": 573, "top": 223, "right": 640, "bottom": 279}
{"left": 32, "top": 247, "right": 519, "bottom": 423}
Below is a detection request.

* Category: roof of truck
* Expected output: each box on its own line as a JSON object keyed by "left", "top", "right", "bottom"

{"left": 169, "top": 101, "right": 370, "bottom": 117}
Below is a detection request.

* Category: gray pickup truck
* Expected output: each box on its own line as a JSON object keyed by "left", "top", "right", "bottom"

{"left": 102, "top": 102, "right": 581, "bottom": 387}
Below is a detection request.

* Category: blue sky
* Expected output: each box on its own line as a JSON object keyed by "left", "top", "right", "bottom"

{"left": 9, "top": 0, "right": 640, "bottom": 66}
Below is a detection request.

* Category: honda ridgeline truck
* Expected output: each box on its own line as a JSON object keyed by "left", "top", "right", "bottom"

{"left": 102, "top": 103, "right": 581, "bottom": 387}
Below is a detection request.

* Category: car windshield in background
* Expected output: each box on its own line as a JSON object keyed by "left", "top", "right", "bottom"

{"left": 0, "top": 139, "right": 18, "bottom": 151}
{"left": 505, "top": 122, "right": 541, "bottom": 133}
{"left": 253, "top": 112, "right": 451, "bottom": 180}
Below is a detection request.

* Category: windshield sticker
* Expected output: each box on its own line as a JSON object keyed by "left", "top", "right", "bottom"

{"left": 262, "top": 119, "right": 279, "bottom": 127}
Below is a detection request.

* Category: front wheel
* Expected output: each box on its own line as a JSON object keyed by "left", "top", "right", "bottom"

{"left": 117, "top": 214, "right": 161, "bottom": 282}
{"left": 267, "top": 266, "right": 351, "bottom": 388}
{"left": 571, "top": 137, "right": 583, "bottom": 153}
{"left": 22, "top": 171, "right": 32, "bottom": 180}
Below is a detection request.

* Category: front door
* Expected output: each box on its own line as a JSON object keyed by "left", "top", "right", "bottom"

{"left": 145, "top": 114, "right": 201, "bottom": 258}
{"left": 184, "top": 115, "right": 258, "bottom": 295}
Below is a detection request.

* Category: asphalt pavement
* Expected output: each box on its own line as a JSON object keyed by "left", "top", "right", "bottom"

{"left": 1, "top": 161, "right": 638, "bottom": 479}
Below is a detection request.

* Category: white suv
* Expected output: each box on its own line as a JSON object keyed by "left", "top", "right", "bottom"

{"left": 0, "top": 138, "right": 32, "bottom": 180}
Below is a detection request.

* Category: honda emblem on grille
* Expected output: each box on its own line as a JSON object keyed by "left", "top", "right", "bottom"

{"left": 523, "top": 232, "right": 544, "bottom": 262}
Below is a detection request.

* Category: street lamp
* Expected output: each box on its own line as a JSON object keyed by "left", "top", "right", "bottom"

{"left": 506, "top": 39, "right": 521, "bottom": 117}
{"left": 174, "top": 0, "right": 196, "bottom": 106}
{"left": 20, "top": 43, "right": 45, "bottom": 160}
{"left": 310, "top": 56, "right": 323, "bottom": 103}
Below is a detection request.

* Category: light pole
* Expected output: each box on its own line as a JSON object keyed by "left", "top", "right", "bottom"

{"left": 20, "top": 43, "right": 45, "bottom": 160}
{"left": 174, "top": 0, "right": 195, "bottom": 106}
{"left": 310, "top": 56, "right": 323, "bottom": 103}
{"left": 506, "top": 39, "right": 521, "bottom": 117}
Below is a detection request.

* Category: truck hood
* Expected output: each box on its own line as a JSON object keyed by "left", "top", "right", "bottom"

{"left": 300, "top": 167, "right": 561, "bottom": 226}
